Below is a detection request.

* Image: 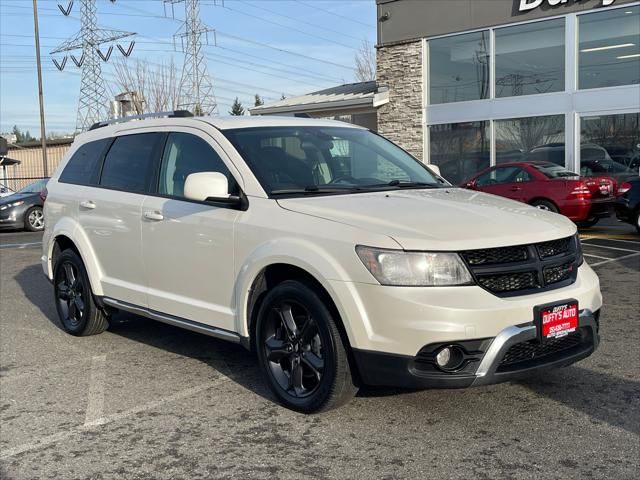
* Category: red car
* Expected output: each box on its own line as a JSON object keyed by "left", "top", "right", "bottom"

{"left": 462, "top": 162, "right": 615, "bottom": 227}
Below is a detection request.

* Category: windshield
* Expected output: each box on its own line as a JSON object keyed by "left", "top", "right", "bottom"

{"left": 16, "top": 178, "right": 47, "bottom": 194}
{"left": 223, "top": 126, "right": 446, "bottom": 196}
{"left": 532, "top": 163, "right": 578, "bottom": 178}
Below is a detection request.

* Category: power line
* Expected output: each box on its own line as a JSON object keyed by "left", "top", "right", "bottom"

{"left": 238, "top": 0, "right": 365, "bottom": 42}
{"left": 213, "top": 2, "right": 359, "bottom": 51}
{"left": 294, "top": 0, "right": 376, "bottom": 28}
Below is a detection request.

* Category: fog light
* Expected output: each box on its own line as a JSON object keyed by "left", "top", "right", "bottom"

{"left": 435, "top": 346, "right": 464, "bottom": 371}
{"left": 436, "top": 347, "right": 451, "bottom": 367}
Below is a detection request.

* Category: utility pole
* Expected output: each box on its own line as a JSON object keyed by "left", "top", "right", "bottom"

{"left": 165, "top": 0, "right": 217, "bottom": 115}
{"left": 32, "top": 0, "right": 48, "bottom": 177}
{"left": 50, "top": 0, "right": 136, "bottom": 132}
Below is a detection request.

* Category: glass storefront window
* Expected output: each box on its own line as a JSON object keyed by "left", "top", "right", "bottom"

{"left": 580, "top": 113, "right": 640, "bottom": 180}
{"left": 429, "top": 121, "right": 490, "bottom": 185}
{"left": 429, "top": 31, "right": 490, "bottom": 104}
{"left": 495, "top": 115, "right": 565, "bottom": 165}
{"left": 495, "top": 19, "right": 565, "bottom": 98}
{"left": 579, "top": 6, "right": 640, "bottom": 89}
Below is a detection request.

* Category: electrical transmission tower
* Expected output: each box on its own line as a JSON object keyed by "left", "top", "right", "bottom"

{"left": 50, "top": 0, "right": 136, "bottom": 132}
{"left": 165, "top": 0, "right": 217, "bottom": 115}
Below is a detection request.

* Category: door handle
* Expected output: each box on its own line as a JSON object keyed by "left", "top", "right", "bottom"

{"left": 143, "top": 210, "right": 164, "bottom": 222}
{"left": 80, "top": 200, "right": 96, "bottom": 209}
{"left": 510, "top": 186, "right": 521, "bottom": 192}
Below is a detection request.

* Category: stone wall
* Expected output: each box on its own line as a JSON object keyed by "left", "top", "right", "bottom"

{"left": 376, "top": 40, "right": 423, "bottom": 160}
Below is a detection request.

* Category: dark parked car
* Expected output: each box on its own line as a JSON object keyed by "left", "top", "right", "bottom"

{"left": 615, "top": 177, "right": 640, "bottom": 234}
{"left": 0, "top": 179, "right": 48, "bottom": 232}
{"left": 463, "top": 161, "right": 615, "bottom": 227}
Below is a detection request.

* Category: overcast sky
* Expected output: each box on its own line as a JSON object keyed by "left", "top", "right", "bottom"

{"left": 0, "top": 0, "right": 376, "bottom": 135}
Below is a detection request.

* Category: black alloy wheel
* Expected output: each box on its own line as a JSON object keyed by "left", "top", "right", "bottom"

{"left": 53, "top": 249, "right": 109, "bottom": 336}
{"left": 264, "top": 301, "right": 324, "bottom": 398}
{"left": 256, "top": 280, "right": 357, "bottom": 412}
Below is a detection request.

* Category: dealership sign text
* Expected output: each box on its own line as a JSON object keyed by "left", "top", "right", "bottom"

{"left": 519, "top": 0, "right": 616, "bottom": 12}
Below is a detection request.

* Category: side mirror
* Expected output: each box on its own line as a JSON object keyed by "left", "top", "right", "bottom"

{"left": 184, "top": 172, "right": 229, "bottom": 202}
{"left": 428, "top": 164, "right": 441, "bottom": 176}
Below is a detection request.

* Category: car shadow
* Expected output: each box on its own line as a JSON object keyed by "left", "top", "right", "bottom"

{"left": 517, "top": 366, "right": 640, "bottom": 436}
{"left": 13, "top": 264, "right": 640, "bottom": 428}
{"left": 13, "top": 264, "right": 276, "bottom": 404}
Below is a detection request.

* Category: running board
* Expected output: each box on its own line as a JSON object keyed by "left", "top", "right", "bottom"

{"left": 102, "top": 297, "right": 242, "bottom": 344}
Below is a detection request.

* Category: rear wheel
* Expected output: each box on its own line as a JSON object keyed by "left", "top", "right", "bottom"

{"left": 255, "top": 280, "right": 357, "bottom": 413}
{"left": 530, "top": 199, "right": 559, "bottom": 213}
{"left": 53, "top": 250, "right": 108, "bottom": 336}
{"left": 635, "top": 209, "right": 640, "bottom": 234}
{"left": 24, "top": 206, "right": 44, "bottom": 231}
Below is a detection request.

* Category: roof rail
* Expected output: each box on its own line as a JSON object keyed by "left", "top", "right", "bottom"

{"left": 88, "top": 110, "right": 194, "bottom": 131}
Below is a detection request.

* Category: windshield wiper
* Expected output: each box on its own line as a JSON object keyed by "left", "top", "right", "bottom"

{"left": 358, "top": 180, "right": 441, "bottom": 189}
{"left": 271, "top": 185, "right": 362, "bottom": 196}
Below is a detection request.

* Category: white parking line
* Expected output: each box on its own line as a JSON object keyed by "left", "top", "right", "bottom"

{"left": 0, "top": 377, "right": 228, "bottom": 460}
{"left": 589, "top": 252, "right": 640, "bottom": 267}
{"left": 580, "top": 243, "right": 638, "bottom": 253}
{"left": 84, "top": 355, "right": 107, "bottom": 427}
{"left": 583, "top": 253, "right": 613, "bottom": 261}
{"left": 0, "top": 241, "right": 43, "bottom": 249}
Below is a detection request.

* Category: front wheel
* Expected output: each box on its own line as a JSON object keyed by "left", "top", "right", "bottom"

{"left": 24, "top": 206, "right": 44, "bottom": 231}
{"left": 255, "top": 280, "right": 357, "bottom": 413}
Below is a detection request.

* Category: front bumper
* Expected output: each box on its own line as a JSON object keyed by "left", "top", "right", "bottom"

{"left": 352, "top": 308, "right": 599, "bottom": 389}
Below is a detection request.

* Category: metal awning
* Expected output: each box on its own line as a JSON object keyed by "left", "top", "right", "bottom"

{"left": 250, "top": 81, "right": 389, "bottom": 116}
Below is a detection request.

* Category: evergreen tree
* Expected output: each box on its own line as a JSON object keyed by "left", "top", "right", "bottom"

{"left": 229, "top": 97, "right": 245, "bottom": 116}
{"left": 254, "top": 94, "right": 264, "bottom": 107}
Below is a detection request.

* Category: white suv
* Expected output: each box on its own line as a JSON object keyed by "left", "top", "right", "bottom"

{"left": 42, "top": 113, "right": 602, "bottom": 412}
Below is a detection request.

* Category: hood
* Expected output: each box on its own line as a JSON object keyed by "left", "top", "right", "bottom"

{"left": 277, "top": 188, "right": 576, "bottom": 251}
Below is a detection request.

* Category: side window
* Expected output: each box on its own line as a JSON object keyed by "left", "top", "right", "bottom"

{"left": 100, "top": 133, "right": 162, "bottom": 193}
{"left": 513, "top": 168, "right": 532, "bottom": 183}
{"left": 158, "top": 132, "right": 235, "bottom": 198}
{"left": 475, "top": 167, "right": 525, "bottom": 186}
{"left": 475, "top": 169, "right": 496, "bottom": 187}
{"left": 59, "top": 138, "right": 110, "bottom": 185}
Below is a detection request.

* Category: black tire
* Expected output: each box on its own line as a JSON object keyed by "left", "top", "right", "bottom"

{"left": 53, "top": 249, "right": 109, "bottom": 336}
{"left": 576, "top": 217, "right": 600, "bottom": 229}
{"left": 635, "top": 209, "right": 640, "bottom": 235}
{"left": 255, "top": 280, "right": 357, "bottom": 413}
{"left": 530, "top": 199, "right": 559, "bottom": 214}
{"left": 24, "top": 206, "right": 44, "bottom": 232}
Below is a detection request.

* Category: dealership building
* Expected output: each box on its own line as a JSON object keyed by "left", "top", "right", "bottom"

{"left": 376, "top": 0, "right": 640, "bottom": 184}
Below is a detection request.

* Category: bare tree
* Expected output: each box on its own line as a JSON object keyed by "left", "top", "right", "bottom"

{"left": 354, "top": 39, "right": 376, "bottom": 82}
{"left": 111, "top": 58, "right": 179, "bottom": 114}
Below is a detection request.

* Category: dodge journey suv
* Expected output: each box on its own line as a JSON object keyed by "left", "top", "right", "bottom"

{"left": 42, "top": 113, "right": 602, "bottom": 412}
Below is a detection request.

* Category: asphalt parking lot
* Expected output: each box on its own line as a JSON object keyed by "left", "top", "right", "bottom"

{"left": 1, "top": 226, "right": 639, "bottom": 480}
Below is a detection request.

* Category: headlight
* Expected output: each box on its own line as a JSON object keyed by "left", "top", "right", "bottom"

{"left": 356, "top": 246, "right": 474, "bottom": 286}
{"left": 0, "top": 200, "right": 24, "bottom": 211}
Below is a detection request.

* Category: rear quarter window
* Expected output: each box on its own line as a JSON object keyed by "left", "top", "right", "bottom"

{"left": 59, "top": 138, "right": 111, "bottom": 185}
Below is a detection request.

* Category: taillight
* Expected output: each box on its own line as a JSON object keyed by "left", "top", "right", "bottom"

{"left": 617, "top": 182, "right": 632, "bottom": 196}
{"left": 40, "top": 187, "right": 48, "bottom": 203}
{"left": 570, "top": 183, "right": 591, "bottom": 199}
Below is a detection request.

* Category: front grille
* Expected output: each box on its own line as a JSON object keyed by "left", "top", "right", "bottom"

{"left": 498, "top": 330, "right": 585, "bottom": 370}
{"left": 477, "top": 271, "right": 539, "bottom": 292}
{"left": 463, "top": 246, "right": 528, "bottom": 266}
{"left": 544, "top": 262, "right": 574, "bottom": 285}
{"left": 537, "top": 237, "right": 571, "bottom": 258}
{"left": 461, "top": 236, "right": 579, "bottom": 296}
